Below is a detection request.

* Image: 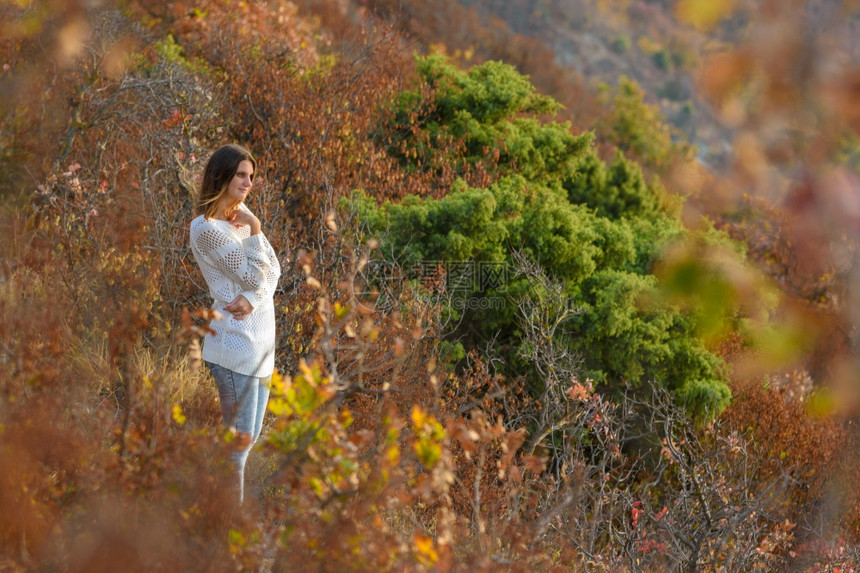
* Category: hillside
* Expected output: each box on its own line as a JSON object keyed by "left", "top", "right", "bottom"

{"left": 465, "top": 0, "right": 860, "bottom": 170}
{"left": 1, "top": 0, "right": 860, "bottom": 570}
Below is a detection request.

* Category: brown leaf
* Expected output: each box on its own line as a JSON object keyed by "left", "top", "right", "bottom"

{"left": 347, "top": 429, "right": 374, "bottom": 449}
{"left": 521, "top": 454, "right": 547, "bottom": 474}
{"left": 822, "top": 70, "right": 860, "bottom": 134}
{"left": 448, "top": 421, "right": 479, "bottom": 455}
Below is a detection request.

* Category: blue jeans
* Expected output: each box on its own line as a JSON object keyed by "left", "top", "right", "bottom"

{"left": 205, "top": 362, "right": 271, "bottom": 504}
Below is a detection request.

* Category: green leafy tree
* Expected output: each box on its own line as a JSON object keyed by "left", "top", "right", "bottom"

{"left": 381, "top": 54, "right": 592, "bottom": 185}
{"left": 596, "top": 76, "right": 694, "bottom": 171}
{"left": 367, "top": 56, "right": 737, "bottom": 417}
{"left": 357, "top": 58, "right": 736, "bottom": 418}
{"left": 361, "top": 56, "right": 735, "bottom": 418}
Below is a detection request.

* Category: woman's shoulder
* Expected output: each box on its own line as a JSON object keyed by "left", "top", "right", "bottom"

{"left": 237, "top": 202, "right": 255, "bottom": 216}
{"left": 190, "top": 215, "right": 229, "bottom": 245}
{"left": 190, "top": 214, "right": 224, "bottom": 233}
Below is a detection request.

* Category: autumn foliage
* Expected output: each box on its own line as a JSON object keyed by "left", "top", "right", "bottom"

{"left": 2, "top": 0, "right": 860, "bottom": 571}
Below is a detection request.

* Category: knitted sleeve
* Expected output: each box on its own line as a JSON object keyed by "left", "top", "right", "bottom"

{"left": 191, "top": 222, "right": 279, "bottom": 308}
{"left": 238, "top": 241, "right": 281, "bottom": 310}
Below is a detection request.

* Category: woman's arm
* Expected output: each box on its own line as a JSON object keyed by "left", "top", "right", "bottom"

{"left": 237, "top": 246, "right": 281, "bottom": 311}
{"left": 231, "top": 204, "right": 281, "bottom": 309}
{"left": 191, "top": 220, "right": 277, "bottom": 297}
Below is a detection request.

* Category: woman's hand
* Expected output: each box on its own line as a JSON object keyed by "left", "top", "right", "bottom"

{"left": 224, "top": 294, "right": 253, "bottom": 320}
{"left": 228, "top": 207, "right": 261, "bottom": 235}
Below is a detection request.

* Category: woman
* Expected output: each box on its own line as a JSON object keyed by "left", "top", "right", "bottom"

{"left": 189, "top": 144, "right": 281, "bottom": 503}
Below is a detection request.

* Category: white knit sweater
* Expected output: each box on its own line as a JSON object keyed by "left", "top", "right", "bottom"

{"left": 189, "top": 205, "right": 281, "bottom": 378}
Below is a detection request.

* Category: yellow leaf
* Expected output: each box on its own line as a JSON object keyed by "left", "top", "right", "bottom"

{"left": 414, "top": 440, "right": 442, "bottom": 468}
{"left": 269, "top": 370, "right": 285, "bottom": 393}
{"left": 333, "top": 301, "right": 349, "bottom": 318}
{"left": 228, "top": 528, "right": 246, "bottom": 554}
{"left": 309, "top": 477, "right": 326, "bottom": 498}
{"left": 386, "top": 445, "right": 400, "bottom": 465}
{"left": 410, "top": 405, "right": 425, "bottom": 427}
{"left": 675, "top": 0, "right": 737, "bottom": 31}
{"left": 172, "top": 404, "right": 186, "bottom": 425}
{"left": 413, "top": 534, "right": 439, "bottom": 566}
{"left": 268, "top": 397, "right": 294, "bottom": 416}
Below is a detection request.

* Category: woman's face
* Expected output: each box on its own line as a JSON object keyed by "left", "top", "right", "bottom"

{"left": 223, "top": 160, "right": 254, "bottom": 205}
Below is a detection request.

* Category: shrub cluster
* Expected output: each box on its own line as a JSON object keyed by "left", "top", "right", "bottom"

{"left": 1, "top": 0, "right": 858, "bottom": 570}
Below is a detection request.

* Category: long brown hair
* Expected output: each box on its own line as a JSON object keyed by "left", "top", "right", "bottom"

{"left": 195, "top": 144, "right": 256, "bottom": 219}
